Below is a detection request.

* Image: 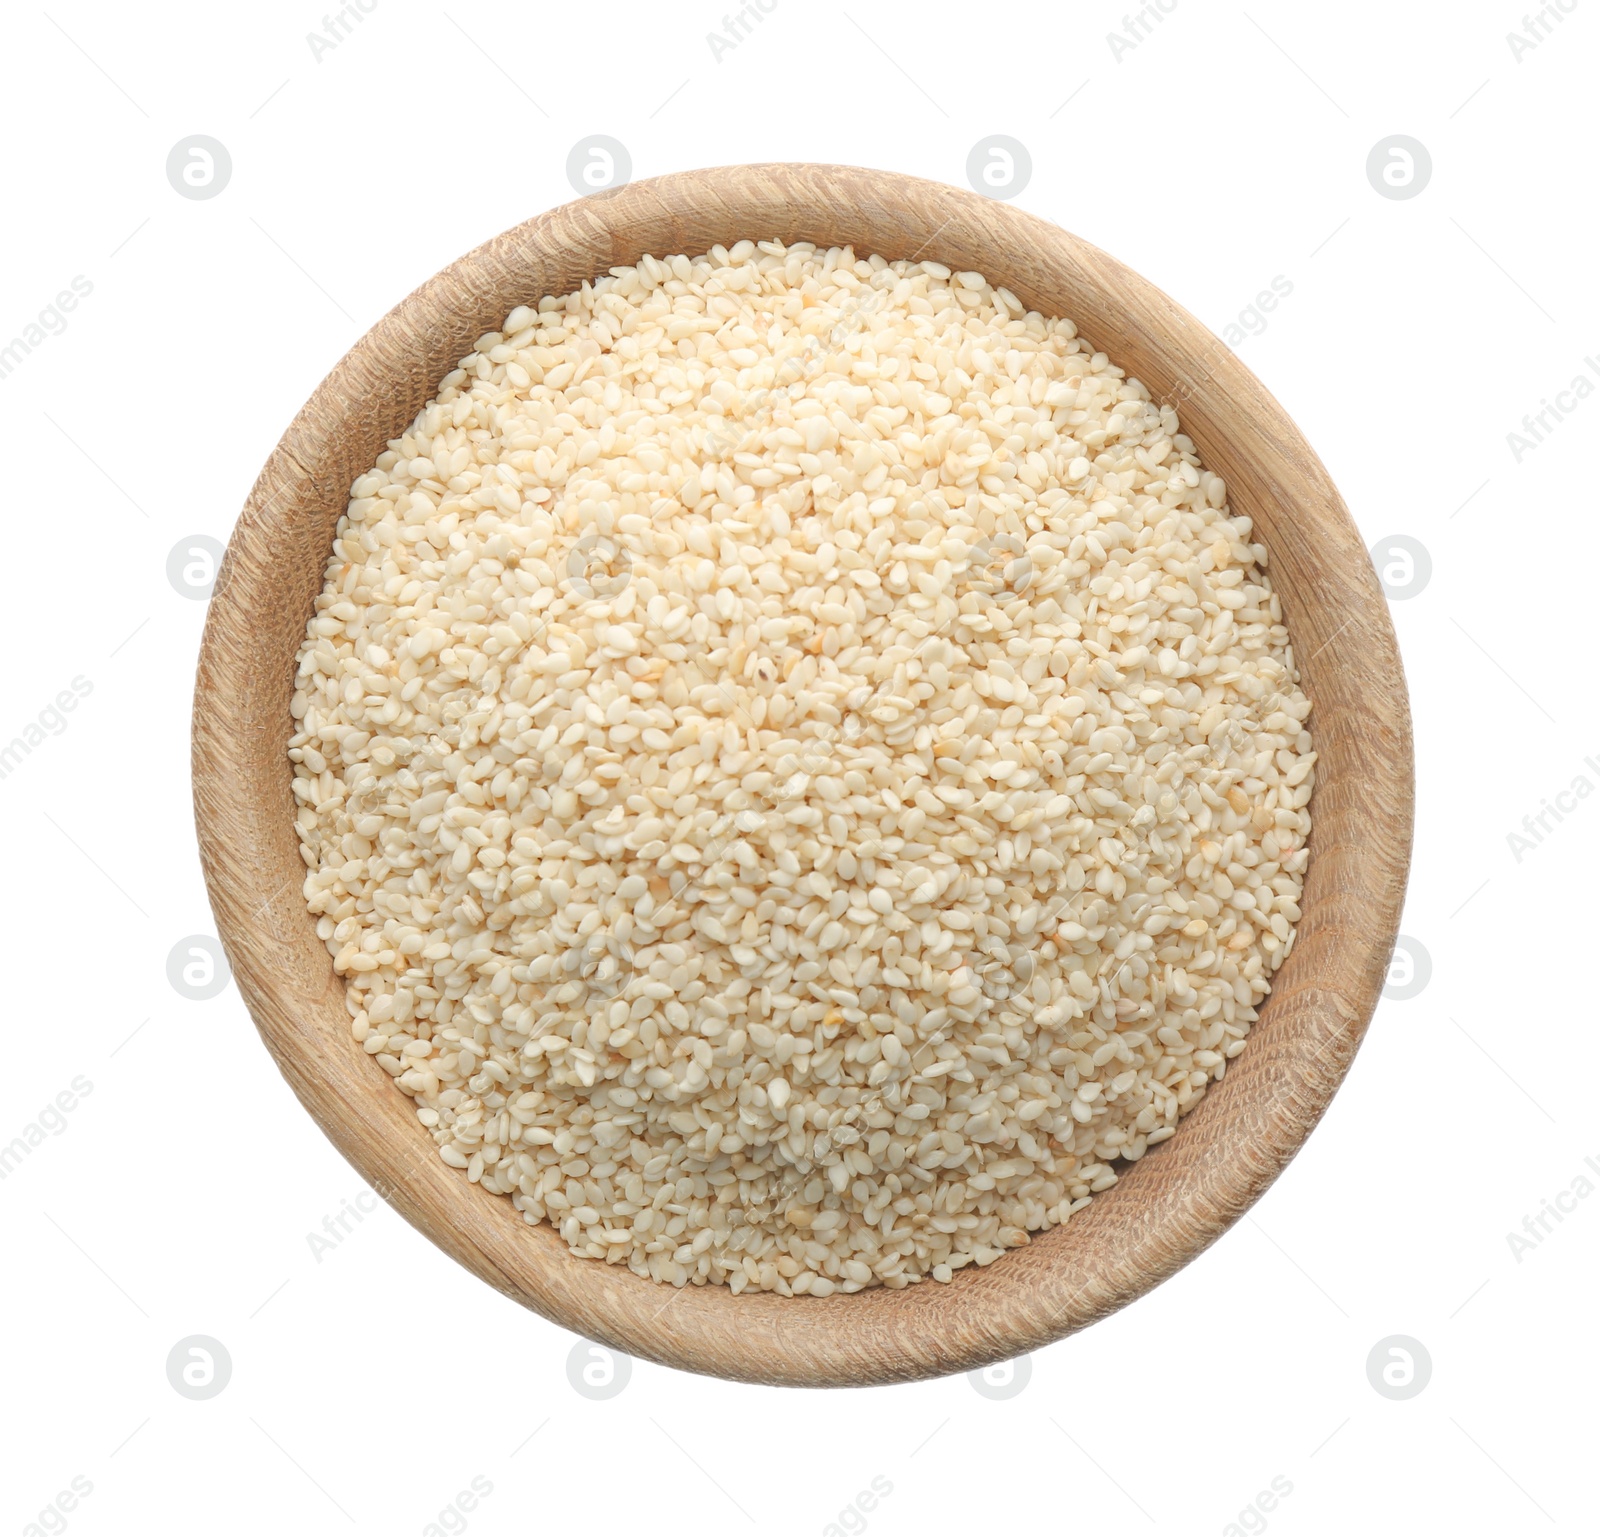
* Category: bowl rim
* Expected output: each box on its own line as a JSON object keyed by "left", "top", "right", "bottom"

{"left": 193, "top": 161, "right": 1413, "bottom": 1387}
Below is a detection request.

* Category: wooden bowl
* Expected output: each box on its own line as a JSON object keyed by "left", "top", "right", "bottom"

{"left": 193, "top": 163, "right": 1412, "bottom": 1386}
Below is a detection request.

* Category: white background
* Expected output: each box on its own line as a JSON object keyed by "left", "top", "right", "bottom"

{"left": 1, "top": 2, "right": 1592, "bottom": 1533}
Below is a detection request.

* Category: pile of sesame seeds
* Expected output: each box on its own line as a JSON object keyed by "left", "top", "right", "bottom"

{"left": 289, "top": 241, "right": 1314, "bottom": 1294}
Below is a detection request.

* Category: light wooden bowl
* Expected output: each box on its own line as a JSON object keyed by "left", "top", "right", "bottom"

{"left": 194, "top": 164, "right": 1412, "bottom": 1387}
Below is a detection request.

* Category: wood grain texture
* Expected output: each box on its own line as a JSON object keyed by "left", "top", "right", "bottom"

{"left": 192, "top": 163, "right": 1413, "bottom": 1387}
